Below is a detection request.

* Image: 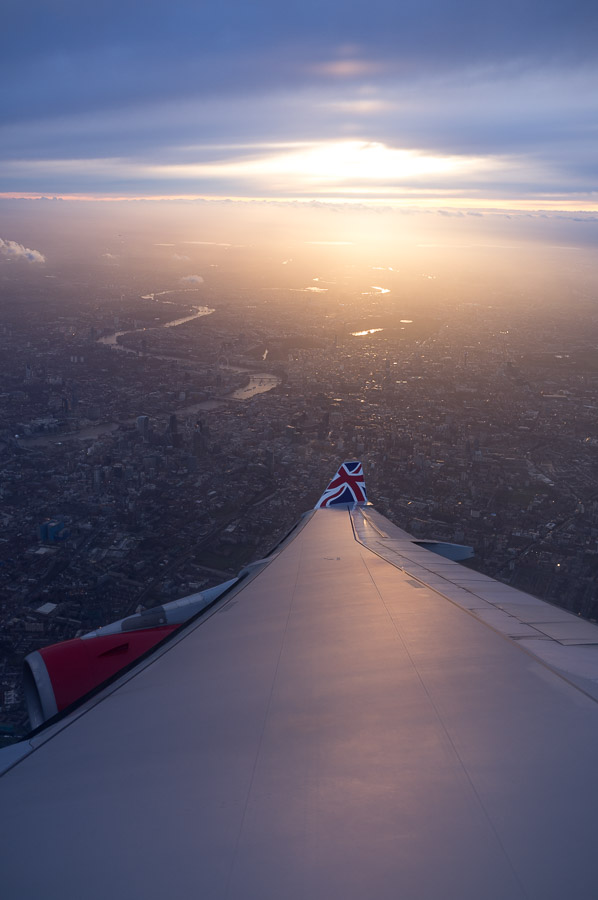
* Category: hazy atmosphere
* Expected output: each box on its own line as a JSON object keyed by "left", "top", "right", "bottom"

{"left": 4, "top": 7, "right": 598, "bottom": 897}
{"left": 1, "top": 0, "right": 598, "bottom": 753}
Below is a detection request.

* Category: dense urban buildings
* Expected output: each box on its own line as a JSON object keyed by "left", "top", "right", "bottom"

{"left": 1, "top": 241, "right": 598, "bottom": 738}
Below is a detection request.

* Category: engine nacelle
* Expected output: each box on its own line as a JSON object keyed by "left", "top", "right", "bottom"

{"left": 24, "top": 626, "right": 177, "bottom": 730}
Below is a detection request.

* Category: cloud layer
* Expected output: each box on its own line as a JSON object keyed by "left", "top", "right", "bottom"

{"left": 0, "top": 238, "right": 45, "bottom": 262}
{"left": 0, "top": 1, "right": 596, "bottom": 207}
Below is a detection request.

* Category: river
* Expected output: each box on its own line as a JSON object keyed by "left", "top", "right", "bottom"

{"left": 97, "top": 305, "right": 215, "bottom": 348}
{"left": 21, "top": 301, "right": 280, "bottom": 445}
{"left": 98, "top": 303, "right": 280, "bottom": 398}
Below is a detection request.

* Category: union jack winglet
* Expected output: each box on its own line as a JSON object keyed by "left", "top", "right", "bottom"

{"left": 315, "top": 461, "right": 367, "bottom": 508}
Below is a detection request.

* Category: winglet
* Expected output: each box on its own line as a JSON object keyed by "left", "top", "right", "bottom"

{"left": 315, "top": 461, "right": 367, "bottom": 508}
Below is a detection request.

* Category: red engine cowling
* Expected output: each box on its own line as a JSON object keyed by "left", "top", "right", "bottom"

{"left": 24, "top": 626, "right": 178, "bottom": 729}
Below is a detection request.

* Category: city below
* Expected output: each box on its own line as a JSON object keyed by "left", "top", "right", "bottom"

{"left": 1, "top": 221, "right": 598, "bottom": 739}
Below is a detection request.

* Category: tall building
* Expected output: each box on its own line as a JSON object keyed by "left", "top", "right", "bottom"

{"left": 136, "top": 416, "right": 150, "bottom": 440}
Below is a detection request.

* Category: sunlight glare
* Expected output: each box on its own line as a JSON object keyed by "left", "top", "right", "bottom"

{"left": 247, "top": 141, "right": 479, "bottom": 184}
{"left": 150, "top": 140, "right": 487, "bottom": 192}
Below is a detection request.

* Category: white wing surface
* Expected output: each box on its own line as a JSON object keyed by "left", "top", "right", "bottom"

{"left": 2, "top": 481, "right": 598, "bottom": 899}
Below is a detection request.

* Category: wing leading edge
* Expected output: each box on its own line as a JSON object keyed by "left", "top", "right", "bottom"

{"left": 1, "top": 465, "right": 598, "bottom": 899}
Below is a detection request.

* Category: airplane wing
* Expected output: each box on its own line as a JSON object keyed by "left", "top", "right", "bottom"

{"left": 2, "top": 463, "right": 598, "bottom": 899}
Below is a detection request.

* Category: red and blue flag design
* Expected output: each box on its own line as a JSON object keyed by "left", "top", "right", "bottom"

{"left": 315, "top": 461, "right": 367, "bottom": 508}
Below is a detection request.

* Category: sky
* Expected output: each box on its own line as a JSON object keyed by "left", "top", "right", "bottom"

{"left": 1, "top": 0, "right": 597, "bottom": 210}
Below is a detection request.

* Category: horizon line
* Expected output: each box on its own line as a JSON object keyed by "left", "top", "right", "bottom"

{"left": 1, "top": 193, "right": 598, "bottom": 214}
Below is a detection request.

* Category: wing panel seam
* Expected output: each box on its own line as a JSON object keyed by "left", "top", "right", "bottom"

{"left": 358, "top": 552, "right": 530, "bottom": 898}
{"left": 351, "top": 510, "right": 598, "bottom": 706}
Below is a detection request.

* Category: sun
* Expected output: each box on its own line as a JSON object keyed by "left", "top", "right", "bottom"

{"left": 149, "top": 139, "right": 489, "bottom": 198}
{"left": 257, "top": 141, "right": 477, "bottom": 185}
